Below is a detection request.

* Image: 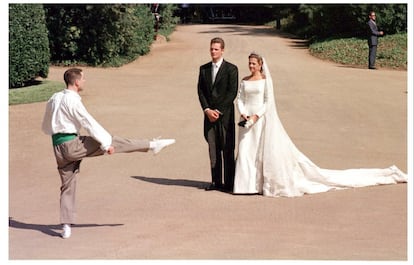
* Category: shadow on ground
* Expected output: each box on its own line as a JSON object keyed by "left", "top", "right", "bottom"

{"left": 131, "top": 176, "right": 208, "bottom": 189}
{"left": 196, "top": 24, "right": 310, "bottom": 49}
{"left": 9, "top": 217, "right": 123, "bottom": 238}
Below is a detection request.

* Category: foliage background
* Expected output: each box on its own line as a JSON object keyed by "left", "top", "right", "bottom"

{"left": 9, "top": 3, "right": 178, "bottom": 88}
{"left": 44, "top": 4, "right": 156, "bottom": 66}
{"left": 9, "top": 4, "right": 50, "bottom": 88}
{"left": 8, "top": 3, "right": 406, "bottom": 89}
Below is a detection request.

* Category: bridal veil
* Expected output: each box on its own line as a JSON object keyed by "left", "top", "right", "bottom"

{"left": 259, "top": 57, "right": 407, "bottom": 197}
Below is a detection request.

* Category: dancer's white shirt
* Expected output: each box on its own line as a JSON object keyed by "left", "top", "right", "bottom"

{"left": 42, "top": 89, "right": 112, "bottom": 151}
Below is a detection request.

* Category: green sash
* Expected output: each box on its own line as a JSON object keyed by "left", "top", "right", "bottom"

{"left": 52, "top": 133, "right": 77, "bottom": 146}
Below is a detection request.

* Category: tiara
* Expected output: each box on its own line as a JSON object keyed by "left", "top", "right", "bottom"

{"left": 249, "top": 51, "right": 262, "bottom": 58}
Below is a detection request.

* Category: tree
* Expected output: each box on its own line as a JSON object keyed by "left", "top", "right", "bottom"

{"left": 44, "top": 4, "right": 155, "bottom": 66}
{"left": 285, "top": 4, "right": 407, "bottom": 40}
{"left": 9, "top": 4, "right": 50, "bottom": 88}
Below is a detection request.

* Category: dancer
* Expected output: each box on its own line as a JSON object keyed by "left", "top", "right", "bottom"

{"left": 233, "top": 52, "right": 407, "bottom": 196}
{"left": 42, "top": 68, "right": 175, "bottom": 238}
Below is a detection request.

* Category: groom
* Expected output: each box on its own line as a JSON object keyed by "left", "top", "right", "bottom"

{"left": 197, "top": 37, "right": 239, "bottom": 192}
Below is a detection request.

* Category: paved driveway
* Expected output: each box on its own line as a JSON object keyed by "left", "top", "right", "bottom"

{"left": 8, "top": 24, "right": 409, "bottom": 260}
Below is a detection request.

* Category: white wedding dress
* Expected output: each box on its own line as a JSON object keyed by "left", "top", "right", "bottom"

{"left": 234, "top": 79, "right": 267, "bottom": 193}
{"left": 233, "top": 58, "right": 408, "bottom": 197}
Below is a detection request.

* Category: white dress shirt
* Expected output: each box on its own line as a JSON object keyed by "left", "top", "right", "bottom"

{"left": 212, "top": 57, "right": 223, "bottom": 82}
{"left": 42, "top": 89, "right": 112, "bottom": 150}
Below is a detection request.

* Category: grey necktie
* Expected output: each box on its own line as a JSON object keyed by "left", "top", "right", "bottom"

{"left": 212, "top": 63, "right": 219, "bottom": 82}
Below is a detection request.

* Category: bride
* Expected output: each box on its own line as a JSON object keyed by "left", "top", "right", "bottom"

{"left": 233, "top": 52, "right": 407, "bottom": 197}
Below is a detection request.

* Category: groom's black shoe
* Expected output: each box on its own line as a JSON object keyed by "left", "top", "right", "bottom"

{"left": 205, "top": 183, "right": 222, "bottom": 191}
{"left": 223, "top": 185, "right": 234, "bottom": 193}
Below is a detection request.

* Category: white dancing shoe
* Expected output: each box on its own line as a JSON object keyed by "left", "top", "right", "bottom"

{"left": 151, "top": 138, "right": 176, "bottom": 154}
{"left": 61, "top": 224, "right": 71, "bottom": 239}
{"left": 390, "top": 165, "right": 408, "bottom": 182}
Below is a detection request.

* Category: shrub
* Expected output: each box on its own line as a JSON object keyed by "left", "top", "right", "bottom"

{"left": 157, "top": 4, "right": 180, "bottom": 38}
{"left": 44, "top": 4, "right": 155, "bottom": 66}
{"left": 282, "top": 4, "right": 407, "bottom": 41}
{"left": 9, "top": 4, "right": 50, "bottom": 88}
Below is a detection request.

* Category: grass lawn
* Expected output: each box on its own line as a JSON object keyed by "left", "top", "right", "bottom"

{"left": 9, "top": 80, "right": 64, "bottom": 105}
{"left": 309, "top": 33, "right": 407, "bottom": 70}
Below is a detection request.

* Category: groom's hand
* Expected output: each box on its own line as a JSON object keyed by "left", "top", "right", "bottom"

{"left": 205, "top": 109, "right": 220, "bottom": 122}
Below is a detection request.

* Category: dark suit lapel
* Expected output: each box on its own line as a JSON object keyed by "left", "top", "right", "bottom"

{"left": 206, "top": 63, "right": 213, "bottom": 89}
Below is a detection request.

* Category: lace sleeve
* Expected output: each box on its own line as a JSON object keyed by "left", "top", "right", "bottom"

{"left": 237, "top": 81, "right": 248, "bottom": 116}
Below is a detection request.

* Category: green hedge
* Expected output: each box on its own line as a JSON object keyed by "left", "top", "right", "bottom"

{"left": 157, "top": 4, "right": 180, "bottom": 37}
{"left": 44, "top": 4, "right": 156, "bottom": 66}
{"left": 282, "top": 4, "right": 407, "bottom": 41}
{"left": 9, "top": 4, "right": 50, "bottom": 88}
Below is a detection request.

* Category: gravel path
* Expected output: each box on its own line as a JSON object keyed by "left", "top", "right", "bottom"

{"left": 8, "top": 24, "right": 408, "bottom": 260}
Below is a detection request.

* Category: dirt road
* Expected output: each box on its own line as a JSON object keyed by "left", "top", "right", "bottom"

{"left": 8, "top": 24, "right": 409, "bottom": 260}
